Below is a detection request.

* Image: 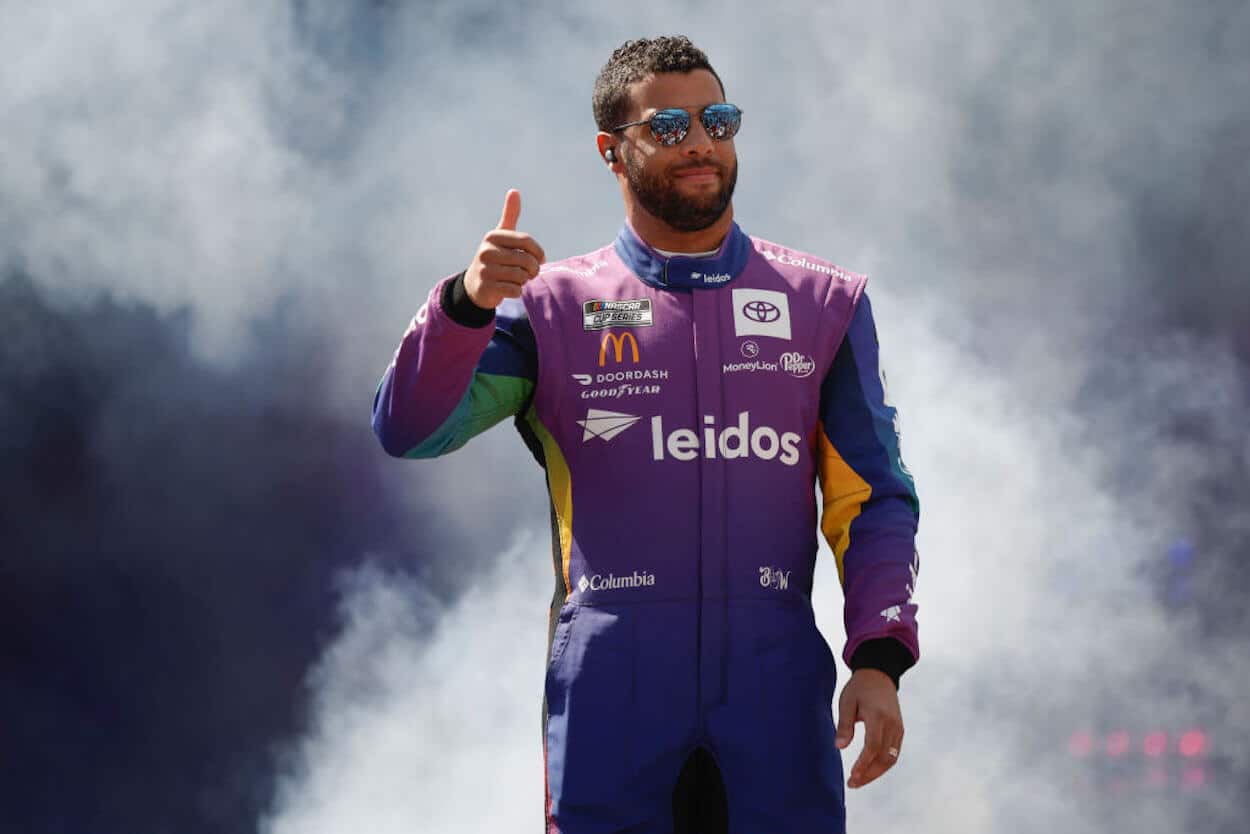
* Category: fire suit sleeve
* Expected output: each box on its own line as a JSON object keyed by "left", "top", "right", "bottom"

{"left": 817, "top": 291, "right": 920, "bottom": 680}
{"left": 372, "top": 273, "right": 537, "bottom": 458}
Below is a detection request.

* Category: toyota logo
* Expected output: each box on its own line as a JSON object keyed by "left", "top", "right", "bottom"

{"left": 742, "top": 300, "right": 781, "bottom": 323}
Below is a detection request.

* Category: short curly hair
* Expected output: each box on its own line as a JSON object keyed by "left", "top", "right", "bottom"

{"left": 592, "top": 36, "right": 725, "bottom": 133}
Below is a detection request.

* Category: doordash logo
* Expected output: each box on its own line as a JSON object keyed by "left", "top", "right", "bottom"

{"left": 650, "top": 412, "right": 802, "bottom": 466}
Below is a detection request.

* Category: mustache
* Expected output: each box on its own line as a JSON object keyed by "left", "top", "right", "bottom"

{"left": 669, "top": 160, "right": 728, "bottom": 175}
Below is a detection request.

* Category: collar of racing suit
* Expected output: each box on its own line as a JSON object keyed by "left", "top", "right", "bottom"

{"left": 613, "top": 220, "right": 753, "bottom": 290}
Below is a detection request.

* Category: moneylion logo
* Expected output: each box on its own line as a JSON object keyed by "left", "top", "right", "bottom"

{"left": 577, "top": 408, "right": 640, "bottom": 442}
{"left": 599, "top": 331, "right": 640, "bottom": 366}
{"left": 579, "top": 571, "right": 657, "bottom": 592}
{"left": 722, "top": 359, "right": 778, "bottom": 374}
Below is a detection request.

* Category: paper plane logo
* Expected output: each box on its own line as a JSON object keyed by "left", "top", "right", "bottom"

{"left": 577, "top": 409, "right": 641, "bottom": 442}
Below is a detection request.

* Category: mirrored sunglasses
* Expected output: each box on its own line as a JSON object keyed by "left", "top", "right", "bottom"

{"left": 611, "top": 103, "right": 743, "bottom": 147}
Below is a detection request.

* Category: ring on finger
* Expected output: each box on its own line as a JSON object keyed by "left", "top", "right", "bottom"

{"left": 887, "top": 746, "right": 900, "bottom": 758}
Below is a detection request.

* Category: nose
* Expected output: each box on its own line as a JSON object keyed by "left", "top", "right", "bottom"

{"left": 681, "top": 115, "right": 716, "bottom": 157}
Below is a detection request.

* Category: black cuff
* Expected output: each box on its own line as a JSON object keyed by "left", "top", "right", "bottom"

{"left": 849, "top": 638, "right": 915, "bottom": 691}
{"left": 441, "top": 271, "right": 495, "bottom": 329}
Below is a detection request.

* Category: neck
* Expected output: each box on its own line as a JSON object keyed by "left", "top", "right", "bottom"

{"left": 624, "top": 202, "right": 735, "bottom": 254}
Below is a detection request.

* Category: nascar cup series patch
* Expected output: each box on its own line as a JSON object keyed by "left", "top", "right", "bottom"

{"left": 583, "top": 299, "right": 654, "bottom": 330}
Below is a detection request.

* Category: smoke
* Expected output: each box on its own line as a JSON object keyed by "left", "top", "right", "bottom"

{"left": 2, "top": 0, "right": 1247, "bottom": 832}
{"left": 0, "top": 271, "right": 474, "bottom": 833}
{"left": 263, "top": 539, "right": 552, "bottom": 834}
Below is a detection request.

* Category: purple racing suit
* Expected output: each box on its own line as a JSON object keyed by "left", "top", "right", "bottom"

{"left": 372, "top": 221, "right": 920, "bottom": 833}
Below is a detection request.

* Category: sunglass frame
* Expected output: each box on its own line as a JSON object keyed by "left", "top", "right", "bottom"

{"left": 610, "top": 104, "right": 743, "bottom": 147}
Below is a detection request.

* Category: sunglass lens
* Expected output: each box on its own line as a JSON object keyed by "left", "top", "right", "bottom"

{"left": 650, "top": 110, "right": 690, "bottom": 146}
{"left": 701, "top": 104, "right": 741, "bottom": 140}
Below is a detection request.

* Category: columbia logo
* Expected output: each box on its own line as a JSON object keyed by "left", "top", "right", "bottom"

{"left": 578, "top": 571, "right": 657, "bottom": 592}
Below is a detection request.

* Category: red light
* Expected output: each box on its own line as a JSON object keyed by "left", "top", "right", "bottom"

{"left": 1142, "top": 731, "right": 1168, "bottom": 757}
{"left": 1178, "top": 730, "right": 1207, "bottom": 758}
{"left": 1105, "top": 730, "right": 1131, "bottom": 757}
{"left": 1068, "top": 730, "right": 1094, "bottom": 757}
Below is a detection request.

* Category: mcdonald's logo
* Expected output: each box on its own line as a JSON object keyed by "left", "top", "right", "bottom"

{"left": 599, "top": 331, "right": 640, "bottom": 367}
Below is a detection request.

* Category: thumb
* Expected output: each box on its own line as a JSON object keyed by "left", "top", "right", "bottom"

{"left": 835, "top": 694, "right": 858, "bottom": 749}
{"left": 497, "top": 188, "right": 521, "bottom": 231}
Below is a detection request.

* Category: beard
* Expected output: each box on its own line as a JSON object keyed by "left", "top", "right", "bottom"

{"left": 624, "top": 154, "right": 739, "bottom": 232}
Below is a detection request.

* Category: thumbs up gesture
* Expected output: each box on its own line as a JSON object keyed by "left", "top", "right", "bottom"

{"left": 464, "top": 189, "right": 547, "bottom": 310}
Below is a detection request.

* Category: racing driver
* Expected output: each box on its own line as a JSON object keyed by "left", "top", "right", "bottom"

{"left": 372, "top": 35, "right": 921, "bottom": 834}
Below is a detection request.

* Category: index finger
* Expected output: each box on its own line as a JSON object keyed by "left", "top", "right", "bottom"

{"left": 484, "top": 229, "right": 546, "bottom": 265}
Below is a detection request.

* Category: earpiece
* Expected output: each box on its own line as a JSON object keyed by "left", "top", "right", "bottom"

{"left": 604, "top": 148, "right": 617, "bottom": 163}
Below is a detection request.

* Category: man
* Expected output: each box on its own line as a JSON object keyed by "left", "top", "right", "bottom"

{"left": 373, "top": 36, "right": 919, "bottom": 834}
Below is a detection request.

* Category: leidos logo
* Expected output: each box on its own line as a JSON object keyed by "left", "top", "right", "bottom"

{"left": 651, "top": 411, "right": 802, "bottom": 466}
{"left": 599, "top": 331, "right": 640, "bottom": 366}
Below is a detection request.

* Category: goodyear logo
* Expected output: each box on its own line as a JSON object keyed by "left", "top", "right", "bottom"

{"left": 583, "top": 298, "right": 653, "bottom": 331}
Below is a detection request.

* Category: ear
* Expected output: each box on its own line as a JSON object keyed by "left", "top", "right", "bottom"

{"left": 596, "top": 131, "right": 621, "bottom": 168}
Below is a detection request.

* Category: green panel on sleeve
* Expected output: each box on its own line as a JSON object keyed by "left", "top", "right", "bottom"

{"left": 403, "top": 372, "right": 535, "bottom": 458}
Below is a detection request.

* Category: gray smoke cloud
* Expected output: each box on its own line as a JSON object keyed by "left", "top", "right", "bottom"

{"left": 3, "top": 0, "right": 1247, "bottom": 831}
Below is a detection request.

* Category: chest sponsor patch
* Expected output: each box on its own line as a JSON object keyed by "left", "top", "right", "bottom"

{"left": 583, "top": 299, "right": 653, "bottom": 330}
{"left": 779, "top": 352, "right": 816, "bottom": 378}
{"left": 576, "top": 408, "right": 641, "bottom": 442}
{"left": 731, "top": 288, "right": 791, "bottom": 340}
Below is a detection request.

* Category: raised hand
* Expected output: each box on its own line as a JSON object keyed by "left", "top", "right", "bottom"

{"left": 463, "top": 189, "right": 547, "bottom": 309}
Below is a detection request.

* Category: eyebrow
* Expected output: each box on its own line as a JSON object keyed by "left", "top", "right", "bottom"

{"left": 640, "top": 102, "right": 726, "bottom": 115}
